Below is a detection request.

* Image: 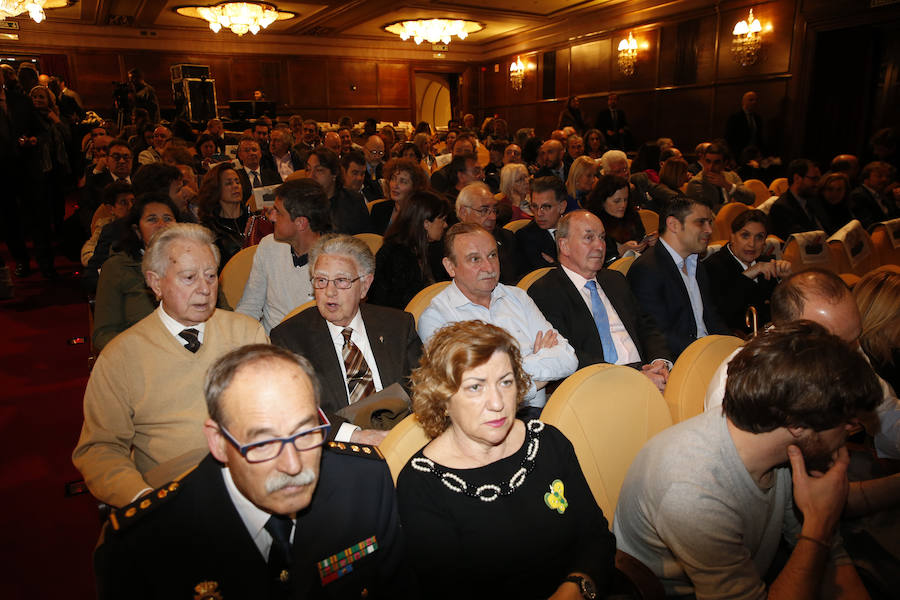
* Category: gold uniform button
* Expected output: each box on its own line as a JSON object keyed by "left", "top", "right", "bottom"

{"left": 279, "top": 569, "right": 290, "bottom": 583}
{"left": 360, "top": 587, "right": 369, "bottom": 598}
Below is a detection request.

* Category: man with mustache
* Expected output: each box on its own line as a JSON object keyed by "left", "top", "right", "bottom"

{"left": 94, "top": 344, "right": 412, "bottom": 599}
{"left": 418, "top": 222, "right": 577, "bottom": 419}
{"left": 627, "top": 196, "right": 728, "bottom": 358}
{"left": 614, "top": 321, "right": 878, "bottom": 599}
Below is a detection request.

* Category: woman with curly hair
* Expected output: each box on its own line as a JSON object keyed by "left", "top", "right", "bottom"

{"left": 371, "top": 157, "right": 428, "bottom": 234}
{"left": 396, "top": 320, "right": 616, "bottom": 600}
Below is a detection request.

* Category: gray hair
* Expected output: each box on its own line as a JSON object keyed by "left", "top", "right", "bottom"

{"left": 270, "top": 128, "right": 293, "bottom": 146}
{"left": 455, "top": 182, "right": 493, "bottom": 216}
{"left": 309, "top": 233, "right": 375, "bottom": 277}
{"left": 142, "top": 223, "right": 220, "bottom": 277}
{"left": 499, "top": 163, "right": 529, "bottom": 198}
{"left": 599, "top": 150, "right": 627, "bottom": 174}
{"left": 204, "top": 344, "right": 321, "bottom": 427}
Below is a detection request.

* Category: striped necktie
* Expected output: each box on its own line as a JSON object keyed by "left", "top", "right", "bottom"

{"left": 341, "top": 328, "right": 375, "bottom": 404}
{"left": 178, "top": 328, "right": 201, "bottom": 353}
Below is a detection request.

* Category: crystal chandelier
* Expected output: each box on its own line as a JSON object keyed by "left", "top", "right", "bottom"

{"left": 176, "top": 2, "right": 294, "bottom": 36}
{"left": 509, "top": 56, "right": 525, "bottom": 92}
{"left": 732, "top": 8, "right": 763, "bottom": 67}
{"left": 384, "top": 19, "right": 483, "bottom": 45}
{"left": 0, "top": 0, "right": 69, "bottom": 23}
{"left": 617, "top": 32, "right": 638, "bottom": 77}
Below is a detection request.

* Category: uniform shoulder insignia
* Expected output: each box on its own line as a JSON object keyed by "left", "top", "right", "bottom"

{"left": 108, "top": 478, "right": 184, "bottom": 532}
{"left": 326, "top": 440, "right": 385, "bottom": 461}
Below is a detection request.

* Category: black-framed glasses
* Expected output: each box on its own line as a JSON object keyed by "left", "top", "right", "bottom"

{"left": 219, "top": 408, "right": 331, "bottom": 463}
{"left": 312, "top": 275, "right": 362, "bottom": 290}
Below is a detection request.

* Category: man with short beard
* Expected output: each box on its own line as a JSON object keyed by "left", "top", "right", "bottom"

{"left": 94, "top": 344, "right": 412, "bottom": 599}
{"left": 615, "top": 321, "right": 878, "bottom": 599}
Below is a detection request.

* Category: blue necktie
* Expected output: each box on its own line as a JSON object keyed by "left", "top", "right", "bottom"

{"left": 585, "top": 280, "right": 618, "bottom": 364}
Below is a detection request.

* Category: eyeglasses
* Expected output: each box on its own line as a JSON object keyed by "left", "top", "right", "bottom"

{"left": 366, "top": 149, "right": 385, "bottom": 156}
{"left": 312, "top": 275, "right": 362, "bottom": 289}
{"left": 530, "top": 202, "right": 560, "bottom": 213}
{"left": 218, "top": 408, "right": 331, "bottom": 463}
{"left": 465, "top": 205, "right": 499, "bottom": 216}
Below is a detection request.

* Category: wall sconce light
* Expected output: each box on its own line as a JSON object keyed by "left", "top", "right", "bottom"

{"left": 509, "top": 56, "right": 526, "bottom": 91}
{"left": 732, "top": 8, "right": 765, "bottom": 67}
{"left": 617, "top": 32, "right": 638, "bottom": 77}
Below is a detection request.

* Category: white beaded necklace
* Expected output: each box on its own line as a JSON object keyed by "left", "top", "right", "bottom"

{"left": 410, "top": 420, "right": 544, "bottom": 502}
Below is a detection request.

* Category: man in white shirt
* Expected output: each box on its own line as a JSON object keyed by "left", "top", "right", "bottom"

{"left": 137, "top": 125, "right": 172, "bottom": 165}
{"left": 418, "top": 223, "right": 577, "bottom": 417}
{"left": 237, "top": 179, "right": 329, "bottom": 333}
{"left": 271, "top": 234, "right": 422, "bottom": 445}
{"left": 94, "top": 344, "right": 412, "bottom": 599}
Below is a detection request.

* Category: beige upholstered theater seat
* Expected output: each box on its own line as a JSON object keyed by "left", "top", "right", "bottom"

{"left": 279, "top": 299, "right": 317, "bottom": 325}
{"left": 769, "top": 177, "right": 788, "bottom": 196}
{"left": 609, "top": 255, "right": 636, "bottom": 275}
{"left": 638, "top": 209, "right": 659, "bottom": 234}
{"left": 711, "top": 202, "right": 749, "bottom": 242}
{"left": 354, "top": 232, "right": 384, "bottom": 256}
{"left": 219, "top": 244, "right": 258, "bottom": 308}
{"left": 663, "top": 335, "right": 744, "bottom": 424}
{"left": 503, "top": 218, "right": 532, "bottom": 233}
{"left": 870, "top": 220, "right": 900, "bottom": 266}
{"left": 379, "top": 413, "right": 430, "bottom": 483}
{"left": 541, "top": 364, "right": 672, "bottom": 519}
{"left": 516, "top": 267, "right": 552, "bottom": 291}
{"left": 743, "top": 179, "right": 770, "bottom": 206}
{"left": 404, "top": 281, "right": 451, "bottom": 328}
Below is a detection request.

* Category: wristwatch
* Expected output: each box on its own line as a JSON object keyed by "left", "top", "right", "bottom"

{"left": 564, "top": 575, "right": 597, "bottom": 599}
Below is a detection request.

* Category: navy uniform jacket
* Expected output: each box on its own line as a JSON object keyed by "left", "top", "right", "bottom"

{"left": 95, "top": 450, "right": 413, "bottom": 599}
{"left": 627, "top": 241, "right": 728, "bottom": 358}
{"left": 529, "top": 266, "right": 671, "bottom": 370}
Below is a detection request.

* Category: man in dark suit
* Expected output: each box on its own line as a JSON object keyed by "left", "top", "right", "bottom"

{"left": 596, "top": 93, "right": 629, "bottom": 150}
{"left": 530, "top": 210, "right": 672, "bottom": 391}
{"left": 768, "top": 158, "right": 823, "bottom": 240}
{"left": 269, "top": 128, "right": 304, "bottom": 181}
{"left": 703, "top": 209, "right": 791, "bottom": 334}
{"left": 533, "top": 140, "right": 566, "bottom": 182}
{"left": 83, "top": 139, "right": 133, "bottom": 214}
{"left": 724, "top": 91, "right": 764, "bottom": 159}
{"left": 849, "top": 161, "right": 897, "bottom": 229}
{"left": 515, "top": 176, "right": 565, "bottom": 271}
{"left": 456, "top": 182, "right": 521, "bottom": 285}
{"left": 95, "top": 344, "right": 412, "bottom": 599}
{"left": 360, "top": 135, "right": 385, "bottom": 202}
{"left": 236, "top": 137, "right": 283, "bottom": 203}
{"left": 271, "top": 234, "right": 422, "bottom": 446}
{"left": 627, "top": 197, "right": 728, "bottom": 358}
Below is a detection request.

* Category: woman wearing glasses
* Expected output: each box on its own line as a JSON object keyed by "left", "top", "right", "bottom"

{"left": 397, "top": 321, "right": 616, "bottom": 600}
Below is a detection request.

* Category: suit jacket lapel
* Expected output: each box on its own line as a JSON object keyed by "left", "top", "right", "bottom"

{"left": 361, "top": 305, "right": 395, "bottom": 385}
{"left": 553, "top": 267, "right": 595, "bottom": 329}
{"left": 656, "top": 243, "right": 692, "bottom": 309}
{"left": 309, "top": 311, "right": 350, "bottom": 410}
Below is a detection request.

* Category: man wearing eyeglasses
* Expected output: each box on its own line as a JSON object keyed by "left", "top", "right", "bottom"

{"left": 84, "top": 139, "right": 133, "bottom": 213}
{"left": 456, "top": 182, "right": 521, "bottom": 285}
{"left": 137, "top": 125, "right": 173, "bottom": 166}
{"left": 271, "top": 234, "right": 422, "bottom": 446}
{"left": 95, "top": 344, "right": 412, "bottom": 599}
{"left": 515, "top": 176, "right": 567, "bottom": 270}
{"left": 361, "top": 135, "right": 385, "bottom": 202}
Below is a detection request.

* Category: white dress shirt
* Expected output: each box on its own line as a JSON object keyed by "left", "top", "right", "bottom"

{"left": 222, "top": 466, "right": 294, "bottom": 559}
{"left": 156, "top": 303, "right": 207, "bottom": 345}
{"left": 560, "top": 264, "right": 642, "bottom": 365}
{"left": 660, "top": 238, "right": 708, "bottom": 338}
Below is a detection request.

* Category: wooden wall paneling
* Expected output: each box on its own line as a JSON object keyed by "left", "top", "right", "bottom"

{"left": 287, "top": 59, "right": 328, "bottom": 108}
{"left": 71, "top": 52, "right": 123, "bottom": 112}
{"left": 658, "top": 16, "right": 718, "bottom": 87}
{"left": 571, "top": 39, "right": 611, "bottom": 96}
{"left": 328, "top": 60, "right": 378, "bottom": 107}
{"left": 555, "top": 47, "right": 571, "bottom": 100}
{"left": 260, "top": 61, "right": 283, "bottom": 107}
{"left": 537, "top": 101, "right": 563, "bottom": 138}
{"left": 611, "top": 28, "right": 658, "bottom": 91}
{"left": 713, "top": 79, "right": 789, "bottom": 156}
{"left": 655, "top": 87, "right": 715, "bottom": 153}
{"left": 502, "top": 103, "right": 539, "bottom": 136}
{"left": 717, "top": 0, "right": 795, "bottom": 80}
{"left": 461, "top": 65, "right": 478, "bottom": 118}
{"left": 579, "top": 95, "right": 608, "bottom": 129}
{"left": 483, "top": 60, "right": 508, "bottom": 111}
{"left": 125, "top": 53, "right": 176, "bottom": 107}
{"left": 618, "top": 92, "right": 656, "bottom": 148}
{"left": 231, "top": 58, "right": 268, "bottom": 103}
{"left": 377, "top": 63, "right": 411, "bottom": 107}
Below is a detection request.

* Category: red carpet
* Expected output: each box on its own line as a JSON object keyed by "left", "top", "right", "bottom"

{"left": 0, "top": 256, "right": 101, "bottom": 598}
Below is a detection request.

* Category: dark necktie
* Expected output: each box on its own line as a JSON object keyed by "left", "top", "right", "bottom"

{"left": 264, "top": 515, "right": 293, "bottom": 590}
{"left": 341, "top": 327, "right": 375, "bottom": 404}
{"left": 178, "top": 328, "right": 201, "bottom": 353}
{"left": 251, "top": 170, "right": 262, "bottom": 187}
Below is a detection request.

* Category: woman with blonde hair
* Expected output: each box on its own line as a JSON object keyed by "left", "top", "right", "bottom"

{"left": 566, "top": 155, "right": 599, "bottom": 207}
{"left": 854, "top": 269, "right": 900, "bottom": 394}
{"left": 497, "top": 162, "right": 533, "bottom": 221}
{"left": 397, "top": 320, "right": 616, "bottom": 599}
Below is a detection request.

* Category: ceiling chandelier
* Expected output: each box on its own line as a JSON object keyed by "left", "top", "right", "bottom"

{"left": 0, "top": 0, "right": 69, "bottom": 23}
{"left": 176, "top": 2, "right": 295, "bottom": 36}
{"left": 384, "top": 19, "right": 483, "bottom": 45}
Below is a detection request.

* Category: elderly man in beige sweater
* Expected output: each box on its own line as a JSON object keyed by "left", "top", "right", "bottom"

{"left": 73, "top": 224, "right": 267, "bottom": 508}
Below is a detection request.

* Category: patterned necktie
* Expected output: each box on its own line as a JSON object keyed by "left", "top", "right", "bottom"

{"left": 341, "top": 327, "right": 375, "bottom": 404}
{"left": 585, "top": 280, "right": 618, "bottom": 364}
{"left": 251, "top": 170, "right": 262, "bottom": 187}
{"left": 264, "top": 515, "right": 293, "bottom": 590}
{"left": 178, "top": 328, "right": 201, "bottom": 353}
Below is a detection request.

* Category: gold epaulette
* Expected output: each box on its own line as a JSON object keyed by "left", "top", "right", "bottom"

{"left": 326, "top": 441, "right": 385, "bottom": 461}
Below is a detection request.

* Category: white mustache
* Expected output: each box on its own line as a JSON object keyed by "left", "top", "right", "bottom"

{"left": 266, "top": 468, "right": 317, "bottom": 493}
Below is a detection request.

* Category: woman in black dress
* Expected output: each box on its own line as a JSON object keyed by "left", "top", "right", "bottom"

{"left": 370, "top": 191, "right": 449, "bottom": 309}
{"left": 397, "top": 321, "right": 616, "bottom": 599}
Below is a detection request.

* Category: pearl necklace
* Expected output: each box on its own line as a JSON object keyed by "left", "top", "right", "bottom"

{"left": 410, "top": 420, "right": 544, "bottom": 502}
